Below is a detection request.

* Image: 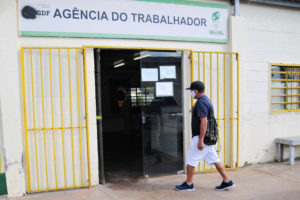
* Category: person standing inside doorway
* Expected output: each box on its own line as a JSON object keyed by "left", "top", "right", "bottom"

{"left": 174, "top": 81, "right": 235, "bottom": 191}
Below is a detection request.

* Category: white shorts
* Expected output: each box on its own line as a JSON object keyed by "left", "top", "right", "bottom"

{"left": 186, "top": 136, "right": 220, "bottom": 167}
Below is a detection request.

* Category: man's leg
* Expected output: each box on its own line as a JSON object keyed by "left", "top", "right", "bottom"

{"left": 214, "top": 161, "right": 230, "bottom": 182}
{"left": 174, "top": 165, "right": 196, "bottom": 191}
{"left": 174, "top": 136, "right": 199, "bottom": 191}
{"left": 186, "top": 165, "right": 195, "bottom": 183}
{"left": 214, "top": 161, "right": 235, "bottom": 190}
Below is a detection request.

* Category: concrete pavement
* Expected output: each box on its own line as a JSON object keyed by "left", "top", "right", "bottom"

{"left": 10, "top": 159, "right": 300, "bottom": 200}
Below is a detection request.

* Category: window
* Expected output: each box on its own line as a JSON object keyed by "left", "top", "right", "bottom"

{"left": 130, "top": 87, "right": 154, "bottom": 107}
{"left": 271, "top": 64, "right": 300, "bottom": 112}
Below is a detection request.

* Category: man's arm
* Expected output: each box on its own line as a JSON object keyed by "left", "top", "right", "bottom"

{"left": 198, "top": 116, "right": 207, "bottom": 150}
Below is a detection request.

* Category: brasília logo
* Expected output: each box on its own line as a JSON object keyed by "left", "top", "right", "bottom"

{"left": 212, "top": 11, "right": 220, "bottom": 22}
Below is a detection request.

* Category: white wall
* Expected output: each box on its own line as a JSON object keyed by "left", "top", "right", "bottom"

{"left": 0, "top": 99, "right": 5, "bottom": 174}
{"left": 236, "top": 3, "right": 300, "bottom": 164}
{"left": 0, "top": 0, "right": 27, "bottom": 197}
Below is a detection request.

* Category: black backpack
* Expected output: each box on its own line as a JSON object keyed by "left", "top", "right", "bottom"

{"left": 204, "top": 111, "right": 219, "bottom": 145}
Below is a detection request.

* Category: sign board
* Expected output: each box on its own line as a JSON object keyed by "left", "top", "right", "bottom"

{"left": 156, "top": 82, "right": 173, "bottom": 97}
{"left": 18, "top": 0, "right": 228, "bottom": 43}
{"left": 141, "top": 68, "right": 158, "bottom": 82}
{"left": 160, "top": 65, "right": 176, "bottom": 79}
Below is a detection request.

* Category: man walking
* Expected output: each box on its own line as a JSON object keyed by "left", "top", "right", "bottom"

{"left": 174, "top": 81, "right": 235, "bottom": 191}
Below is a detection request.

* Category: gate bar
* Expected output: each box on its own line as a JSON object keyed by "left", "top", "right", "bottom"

{"left": 230, "top": 54, "right": 233, "bottom": 168}
{"left": 237, "top": 53, "right": 240, "bottom": 167}
{"left": 209, "top": 53, "right": 213, "bottom": 170}
{"left": 83, "top": 48, "right": 92, "bottom": 187}
{"left": 76, "top": 49, "right": 84, "bottom": 185}
{"left": 49, "top": 49, "right": 58, "bottom": 188}
{"left": 203, "top": 53, "right": 206, "bottom": 85}
{"left": 21, "top": 48, "right": 32, "bottom": 193}
{"left": 30, "top": 49, "right": 40, "bottom": 190}
{"left": 210, "top": 53, "right": 212, "bottom": 101}
{"left": 198, "top": 53, "right": 200, "bottom": 82}
{"left": 39, "top": 49, "right": 49, "bottom": 189}
{"left": 58, "top": 49, "right": 67, "bottom": 187}
{"left": 203, "top": 53, "right": 206, "bottom": 171}
{"left": 68, "top": 49, "right": 76, "bottom": 186}
{"left": 27, "top": 126, "right": 87, "bottom": 131}
{"left": 223, "top": 53, "right": 226, "bottom": 167}
{"left": 217, "top": 53, "right": 220, "bottom": 155}
{"left": 190, "top": 51, "right": 194, "bottom": 109}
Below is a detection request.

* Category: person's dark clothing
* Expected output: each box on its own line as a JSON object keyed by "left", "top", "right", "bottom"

{"left": 191, "top": 95, "right": 214, "bottom": 137}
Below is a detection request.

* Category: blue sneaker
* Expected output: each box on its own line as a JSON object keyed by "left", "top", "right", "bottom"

{"left": 215, "top": 180, "right": 235, "bottom": 191}
{"left": 174, "top": 182, "right": 195, "bottom": 191}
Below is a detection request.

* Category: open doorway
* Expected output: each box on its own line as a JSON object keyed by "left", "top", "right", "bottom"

{"left": 94, "top": 49, "right": 184, "bottom": 183}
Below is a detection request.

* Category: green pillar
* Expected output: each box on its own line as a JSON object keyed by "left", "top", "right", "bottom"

{"left": 0, "top": 173, "right": 8, "bottom": 196}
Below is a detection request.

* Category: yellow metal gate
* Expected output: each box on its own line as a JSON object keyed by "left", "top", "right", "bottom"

{"left": 190, "top": 51, "right": 239, "bottom": 172}
{"left": 21, "top": 47, "right": 91, "bottom": 193}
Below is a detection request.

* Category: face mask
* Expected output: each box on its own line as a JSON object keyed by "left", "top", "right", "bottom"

{"left": 191, "top": 90, "right": 197, "bottom": 99}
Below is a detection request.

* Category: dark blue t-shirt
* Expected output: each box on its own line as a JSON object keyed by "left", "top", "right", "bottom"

{"left": 191, "top": 95, "right": 214, "bottom": 137}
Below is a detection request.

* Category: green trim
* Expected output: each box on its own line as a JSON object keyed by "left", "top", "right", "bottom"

{"left": 132, "top": 0, "right": 228, "bottom": 8}
{"left": 20, "top": 31, "right": 227, "bottom": 43}
{"left": 0, "top": 173, "right": 7, "bottom": 196}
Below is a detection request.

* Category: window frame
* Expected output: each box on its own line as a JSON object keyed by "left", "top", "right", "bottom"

{"left": 271, "top": 63, "right": 300, "bottom": 113}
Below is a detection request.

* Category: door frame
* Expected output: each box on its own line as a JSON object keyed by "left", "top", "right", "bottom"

{"left": 90, "top": 46, "right": 191, "bottom": 182}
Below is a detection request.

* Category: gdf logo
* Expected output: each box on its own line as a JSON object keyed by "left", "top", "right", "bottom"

{"left": 21, "top": 5, "right": 50, "bottom": 19}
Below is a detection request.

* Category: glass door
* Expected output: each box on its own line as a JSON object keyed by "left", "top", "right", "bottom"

{"left": 139, "top": 50, "right": 184, "bottom": 177}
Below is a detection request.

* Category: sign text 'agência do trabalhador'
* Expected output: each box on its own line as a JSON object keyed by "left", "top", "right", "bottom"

{"left": 18, "top": 0, "right": 228, "bottom": 43}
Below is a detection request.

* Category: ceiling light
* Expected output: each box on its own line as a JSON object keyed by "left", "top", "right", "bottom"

{"left": 114, "top": 62, "right": 125, "bottom": 68}
{"left": 133, "top": 54, "right": 150, "bottom": 60}
{"left": 113, "top": 59, "right": 124, "bottom": 65}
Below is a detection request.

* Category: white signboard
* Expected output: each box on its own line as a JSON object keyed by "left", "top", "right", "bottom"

{"left": 18, "top": 0, "right": 228, "bottom": 43}
{"left": 141, "top": 68, "right": 158, "bottom": 82}
{"left": 156, "top": 82, "right": 173, "bottom": 97}
{"left": 160, "top": 65, "right": 176, "bottom": 79}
